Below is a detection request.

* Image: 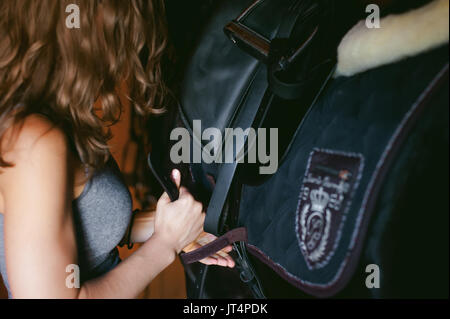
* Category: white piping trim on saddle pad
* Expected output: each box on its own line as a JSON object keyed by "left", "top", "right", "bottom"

{"left": 335, "top": 0, "right": 449, "bottom": 78}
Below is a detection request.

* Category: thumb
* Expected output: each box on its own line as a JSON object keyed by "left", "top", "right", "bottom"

{"left": 171, "top": 169, "right": 181, "bottom": 189}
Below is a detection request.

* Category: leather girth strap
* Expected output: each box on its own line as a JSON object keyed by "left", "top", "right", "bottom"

{"left": 181, "top": 228, "right": 248, "bottom": 264}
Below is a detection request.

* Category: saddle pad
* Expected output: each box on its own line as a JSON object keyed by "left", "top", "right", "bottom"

{"left": 238, "top": 45, "right": 449, "bottom": 297}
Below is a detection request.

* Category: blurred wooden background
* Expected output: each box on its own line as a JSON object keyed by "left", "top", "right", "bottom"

{"left": 0, "top": 275, "right": 5, "bottom": 298}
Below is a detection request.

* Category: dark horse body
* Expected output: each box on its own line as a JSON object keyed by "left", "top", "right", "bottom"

{"left": 148, "top": 0, "right": 449, "bottom": 298}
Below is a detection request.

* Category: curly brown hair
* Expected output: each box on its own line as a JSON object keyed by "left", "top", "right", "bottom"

{"left": 0, "top": 0, "right": 168, "bottom": 169}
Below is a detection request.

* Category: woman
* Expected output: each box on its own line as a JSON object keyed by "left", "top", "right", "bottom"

{"left": 0, "top": 0, "right": 233, "bottom": 299}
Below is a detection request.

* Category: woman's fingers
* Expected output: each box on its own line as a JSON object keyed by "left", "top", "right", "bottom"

{"left": 198, "top": 251, "right": 235, "bottom": 268}
{"left": 187, "top": 244, "right": 235, "bottom": 268}
{"left": 215, "top": 255, "right": 228, "bottom": 267}
{"left": 200, "top": 256, "right": 219, "bottom": 266}
{"left": 183, "top": 232, "right": 235, "bottom": 268}
{"left": 224, "top": 254, "right": 235, "bottom": 268}
{"left": 222, "top": 245, "right": 233, "bottom": 253}
{"left": 158, "top": 192, "right": 171, "bottom": 205}
{"left": 200, "top": 255, "right": 225, "bottom": 267}
{"left": 210, "top": 254, "right": 235, "bottom": 268}
{"left": 171, "top": 169, "right": 181, "bottom": 189}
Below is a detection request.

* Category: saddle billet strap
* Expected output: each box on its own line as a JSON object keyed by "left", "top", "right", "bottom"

{"left": 180, "top": 227, "right": 248, "bottom": 264}
{"left": 192, "top": 69, "right": 271, "bottom": 237}
{"left": 204, "top": 163, "right": 239, "bottom": 235}
{"left": 147, "top": 153, "right": 180, "bottom": 202}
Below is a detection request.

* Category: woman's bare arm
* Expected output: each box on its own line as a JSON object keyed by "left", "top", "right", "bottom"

{"left": 1, "top": 118, "right": 79, "bottom": 298}
{"left": 129, "top": 210, "right": 156, "bottom": 244}
{"left": 0, "top": 116, "right": 203, "bottom": 299}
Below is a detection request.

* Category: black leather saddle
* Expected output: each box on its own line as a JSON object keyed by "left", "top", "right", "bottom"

{"left": 149, "top": 0, "right": 353, "bottom": 254}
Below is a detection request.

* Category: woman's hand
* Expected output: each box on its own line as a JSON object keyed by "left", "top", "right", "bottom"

{"left": 152, "top": 169, "right": 205, "bottom": 255}
{"left": 183, "top": 232, "right": 235, "bottom": 268}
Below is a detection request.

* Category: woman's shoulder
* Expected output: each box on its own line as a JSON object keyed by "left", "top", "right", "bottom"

{"left": 1, "top": 113, "right": 69, "bottom": 164}
{"left": 0, "top": 114, "right": 71, "bottom": 214}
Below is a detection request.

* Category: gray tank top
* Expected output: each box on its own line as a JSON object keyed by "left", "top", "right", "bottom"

{"left": 0, "top": 158, "right": 132, "bottom": 298}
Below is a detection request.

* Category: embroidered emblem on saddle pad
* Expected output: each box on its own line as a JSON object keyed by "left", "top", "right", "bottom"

{"left": 296, "top": 149, "right": 364, "bottom": 270}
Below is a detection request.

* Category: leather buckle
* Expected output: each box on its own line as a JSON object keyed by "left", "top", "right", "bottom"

{"left": 225, "top": 20, "right": 319, "bottom": 70}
